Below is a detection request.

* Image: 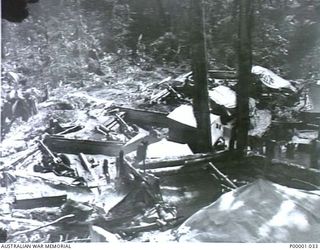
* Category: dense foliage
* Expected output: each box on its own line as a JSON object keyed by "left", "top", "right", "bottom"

{"left": 1, "top": 0, "right": 320, "bottom": 91}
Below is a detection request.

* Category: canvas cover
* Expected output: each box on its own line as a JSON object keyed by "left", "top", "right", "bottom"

{"left": 176, "top": 179, "right": 320, "bottom": 242}
{"left": 252, "top": 65, "right": 297, "bottom": 92}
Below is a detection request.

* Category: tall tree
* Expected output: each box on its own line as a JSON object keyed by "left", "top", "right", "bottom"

{"left": 190, "top": 0, "right": 212, "bottom": 152}
{"left": 236, "top": 0, "right": 254, "bottom": 154}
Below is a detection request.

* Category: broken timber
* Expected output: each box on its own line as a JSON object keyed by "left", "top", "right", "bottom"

{"left": 150, "top": 89, "right": 171, "bottom": 104}
{"left": 79, "top": 153, "right": 91, "bottom": 172}
{"left": 208, "top": 70, "right": 237, "bottom": 79}
{"left": 207, "top": 162, "right": 237, "bottom": 189}
{"left": 114, "top": 106, "right": 171, "bottom": 128}
{"left": 13, "top": 194, "right": 67, "bottom": 209}
{"left": 0, "top": 146, "right": 39, "bottom": 171}
{"left": 146, "top": 163, "right": 208, "bottom": 177}
{"left": 78, "top": 153, "right": 101, "bottom": 193}
{"left": 135, "top": 151, "right": 233, "bottom": 170}
{"left": 114, "top": 106, "right": 219, "bottom": 152}
{"left": 56, "top": 125, "right": 84, "bottom": 135}
{"left": 43, "top": 135, "right": 123, "bottom": 156}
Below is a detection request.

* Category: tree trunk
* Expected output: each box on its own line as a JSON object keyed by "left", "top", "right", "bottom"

{"left": 190, "top": 0, "right": 212, "bottom": 152}
{"left": 236, "top": 0, "right": 254, "bottom": 154}
{"left": 155, "top": 0, "right": 168, "bottom": 32}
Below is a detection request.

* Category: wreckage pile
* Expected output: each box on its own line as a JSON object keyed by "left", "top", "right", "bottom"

{"left": 1, "top": 65, "right": 320, "bottom": 242}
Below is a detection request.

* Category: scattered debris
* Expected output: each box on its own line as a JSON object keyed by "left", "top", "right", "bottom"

{"left": 1, "top": 65, "right": 319, "bottom": 243}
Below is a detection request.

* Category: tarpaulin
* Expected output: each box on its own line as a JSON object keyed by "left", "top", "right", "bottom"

{"left": 252, "top": 66, "right": 297, "bottom": 92}
{"left": 176, "top": 179, "right": 320, "bottom": 242}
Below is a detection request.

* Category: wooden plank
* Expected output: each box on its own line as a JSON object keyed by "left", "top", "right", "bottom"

{"left": 208, "top": 70, "right": 237, "bottom": 79}
{"left": 43, "top": 135, "right": 123, "bottom": 156}
{"left": 150, "top": 89, "right": 171, "bottom": 104}
{"left": 115, "top": 106, "right": 171, "bottom": 128}
{"left": 13, "top": 194, "right": 67, "bottom": 209}
{"left": 137, "top": 151, "right": 232, "bottom": 170}
{"left": 146, "top": 163, "right": 207, "bottom": 177}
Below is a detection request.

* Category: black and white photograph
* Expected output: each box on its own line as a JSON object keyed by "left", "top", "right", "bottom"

{"left": 1, "top": 0, "right": 320, "bottom": 245}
